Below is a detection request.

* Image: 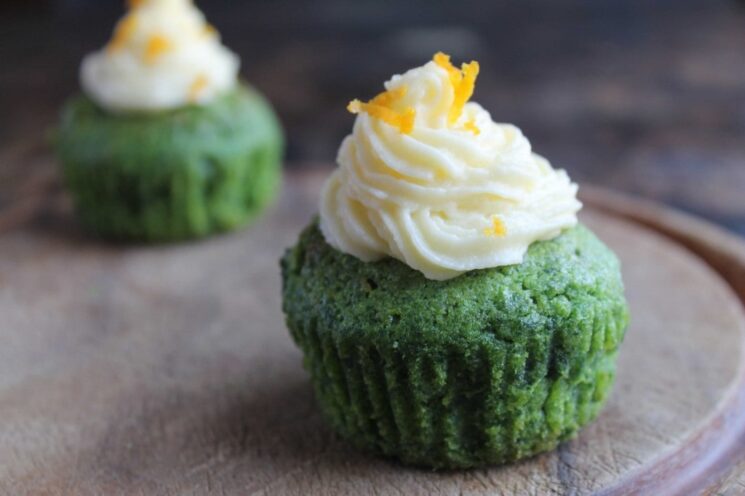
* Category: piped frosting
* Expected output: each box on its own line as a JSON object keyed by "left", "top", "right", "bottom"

{"left": 319, "top": 53, "right": 582, "bottom": 280}
{"left": 80, "top": 0, "right": 239, "bottom": 112}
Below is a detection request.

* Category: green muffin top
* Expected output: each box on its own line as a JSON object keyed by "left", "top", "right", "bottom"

{"left": 283, "top": 221, "right": 628, "bottom": 374}
{"left": 57, "top": 85, "right": 280, "bottom": 166}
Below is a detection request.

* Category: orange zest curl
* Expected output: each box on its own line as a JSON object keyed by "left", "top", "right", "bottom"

{"left": 188, "top": 74, "right": 209, "bottom": 101}
{"left": 107, "top": 14, "right": 138, "bottom": 53}
{"left": 144, "top": 34, "right": 173, "bottom": 64}
{"left": 483, "top": 216, "right": 507, "bottom": 237}
{"left": 463, "top": 117, "right": 480, "bottom": 135}
{"left": 433, "top": 52, "right": 480, "bottom": 125}
{"left": 347, "top": 86, "right": 416, "bottom": 134}
{"left": 433, "top": 52, "right": 462, "bottom": 88}
{"left": 203, "top": 23, "right": 218, "bottom": 37}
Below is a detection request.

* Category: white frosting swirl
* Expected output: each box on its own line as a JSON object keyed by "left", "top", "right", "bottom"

{"left": 320, "top": 57, "right": 582, "bottom": 280}
{"left": 80, "top": 0, "right": 239, "bottom": 112}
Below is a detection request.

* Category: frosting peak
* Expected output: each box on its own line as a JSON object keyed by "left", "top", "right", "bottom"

{"left": 320, "top": 53, "right": 582, "bottom": 280}
{"left": 80, "top": 0, "right": 239, "bottom": 112}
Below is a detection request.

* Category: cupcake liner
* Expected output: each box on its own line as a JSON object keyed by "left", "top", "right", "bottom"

{"left": 292, "top": 316, "right": 620, "bottom": 468}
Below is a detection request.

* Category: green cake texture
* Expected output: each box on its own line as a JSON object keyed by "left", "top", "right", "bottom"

{"left": 56, "top": 84, "right": 283, "bottom": 242}
{"left": 281, "top": 222, "right": 629, "bottom": 469}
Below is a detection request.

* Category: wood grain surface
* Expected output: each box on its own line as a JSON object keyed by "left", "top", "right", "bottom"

{"left": 1, "top": 165, "right": 745, "bottom": 495}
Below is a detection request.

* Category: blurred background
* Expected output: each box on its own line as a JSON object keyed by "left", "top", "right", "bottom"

{"left": 1, "top": 0, "right": 744, "bottom": 234}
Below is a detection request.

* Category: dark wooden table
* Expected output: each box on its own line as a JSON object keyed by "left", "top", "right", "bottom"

{"left": 1, "top": 0, "right": 744, "bottom": 235}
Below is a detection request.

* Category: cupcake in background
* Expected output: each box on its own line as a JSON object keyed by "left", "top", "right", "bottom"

{"left": 281, "top": 53, "right": 629, "bottom": 469}
{"left": 56, "top": 0, "right": 283, "bottom": 241}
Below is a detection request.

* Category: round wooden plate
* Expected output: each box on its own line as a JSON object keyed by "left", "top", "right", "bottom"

{"left": 1, "top": 168, "right": 744, "bottom": 495}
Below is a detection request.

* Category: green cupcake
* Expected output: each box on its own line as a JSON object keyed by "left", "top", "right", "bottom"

{"left": 282, "top": 222, "right": 627, "bottom": 468}
{"left": 55, "top": 0, "right": 283, "bottom": 242}
{"left": 57, "top": 85, "right": 282, "bottom": 242}
{"left": 281, "top": 53, "right": 629, "bottom": 469}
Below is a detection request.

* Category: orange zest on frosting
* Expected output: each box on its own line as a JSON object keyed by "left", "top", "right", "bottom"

{"left": 463, "top": 117, "right": 480, "bottom": 135}
{"left": 107, "top": 14, "right": 138, "bottom": 53}
{"left": 434, "top": 169, "right": 449, "bottom": 181}
{"left": 203, "top": 23, "right": 218, "bottom": 37}
{"left": 188, "top": 74, "right": 209, "bottom": 101}
{"left": 433, "top": 52, "right": 480, "bottom": 125}
{"left": 369, "top": 85, "right": 407, "bottom": 107}
{"left": 433, "top": 52, "right": 461, "bottom": 88}
{"left": 347, "top": 86, "right": 415, "bottom": 134}
{"left": 483, "top": 216, "right": 507, "bottom": 237}
{"left": 144, "top": 34, "right": 173, "bottom": 64}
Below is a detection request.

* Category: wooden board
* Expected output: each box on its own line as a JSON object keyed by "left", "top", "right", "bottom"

{"left": 1, "top": 168, "right": 745, "bottom": 495}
